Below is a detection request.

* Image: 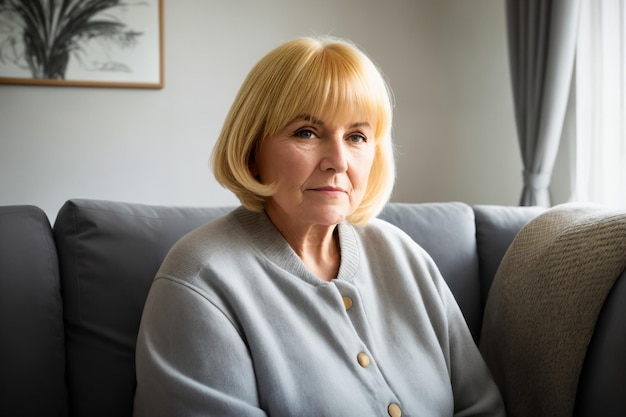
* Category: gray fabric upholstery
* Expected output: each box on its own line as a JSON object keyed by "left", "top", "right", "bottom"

{"left": 473, "top": 204, "right": 545, "bottom": 308}
{"left": 575, "top": 269, "right": 626, "bottom": 417}
{"left": 53, "top": 199, "right": 232, "bottom": 417}
{"left": 0, "top": 206, "right": 66, "bottom": 417}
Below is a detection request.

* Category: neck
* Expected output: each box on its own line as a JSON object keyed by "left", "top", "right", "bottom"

{"left": 296, "top": 227, "right": 341, "bottom": 282}
{"left": 265, "top": 212, "right": 341, "bottom": 282}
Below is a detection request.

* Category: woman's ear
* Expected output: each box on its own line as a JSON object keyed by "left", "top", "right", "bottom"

{"left": 248, "top": 143, "right": 261, "bottom": 179}
{"left": 249, "top": 161, "right": 259, "bottom": 178}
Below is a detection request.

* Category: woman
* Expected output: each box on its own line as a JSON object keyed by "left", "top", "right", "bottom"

{"left": 134, "top": 36, "right": 505, "bottom": 416}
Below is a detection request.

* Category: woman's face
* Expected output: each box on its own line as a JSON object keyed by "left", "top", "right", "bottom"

{"left": 252, "top": 113, "right": 376, "bottom": 230}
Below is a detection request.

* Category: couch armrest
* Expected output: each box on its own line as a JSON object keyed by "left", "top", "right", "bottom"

{"left": 575, "top": 268, "right": 626, "bottom": 417}
{"left": 0, "top": 205, "right": 66, "bottom": 416}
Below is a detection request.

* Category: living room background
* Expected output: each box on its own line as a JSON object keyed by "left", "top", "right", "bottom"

{"left": 0, "top": 0, "right": 572, "bottom": 220}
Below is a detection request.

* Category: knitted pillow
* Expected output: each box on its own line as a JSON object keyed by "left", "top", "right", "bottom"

{"left": 480, "top": 203, "right": 626, "bottom": 417}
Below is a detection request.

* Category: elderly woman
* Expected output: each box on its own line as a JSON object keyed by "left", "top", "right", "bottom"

{"left": 133, "top": 37, "right": 505, "bottom": 417}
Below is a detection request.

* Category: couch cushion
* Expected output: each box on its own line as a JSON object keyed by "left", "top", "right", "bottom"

{"left": 0, "top": 205, "right": 66, "bottom": 416}
{"left": 379, "top": 202, "right": 482, "bottom": 340}
{"left": 53, "top": 199, "right": 232, "bottom": 417}
{"left": 473, "top": 204, "right": 544, "bottom": 308}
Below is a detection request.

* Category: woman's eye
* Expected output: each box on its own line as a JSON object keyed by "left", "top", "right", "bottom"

{"left": 348, "top": 133, "right": 367, "bottom": 143}
{"left": 294, "top": 129, "right": 316, "bottom": 139}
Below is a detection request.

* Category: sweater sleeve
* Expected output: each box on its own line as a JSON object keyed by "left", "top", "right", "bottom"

{"left": 133, "top": 277, "right": 267, "bottom": 417}
{"left": 438, "top": 278, "right": 505, "bottom": 417}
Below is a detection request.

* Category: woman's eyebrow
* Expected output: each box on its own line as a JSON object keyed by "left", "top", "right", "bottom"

{"left": 350, "top": 122, "right": 371, "bottom": 128}
{"left": 293, "top": 115, "right": 371, "bottom": 129}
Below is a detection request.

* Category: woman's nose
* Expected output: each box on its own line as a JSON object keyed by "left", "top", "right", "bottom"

{"left": 319, "top": 136, "right": 349, "bottom": 173}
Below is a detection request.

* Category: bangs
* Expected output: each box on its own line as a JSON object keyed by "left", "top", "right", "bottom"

{"left": 262, "top": 42, "right": 392, "bottom": 141}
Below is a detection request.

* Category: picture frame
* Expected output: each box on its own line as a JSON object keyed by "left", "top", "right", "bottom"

{"left": 0, "top": 0, "right": 164, "bottom": 89}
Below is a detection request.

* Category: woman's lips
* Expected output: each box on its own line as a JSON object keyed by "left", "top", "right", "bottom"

{"left": 309, "top": 186, "right": 348, "bottom": 196}
{"left": 313, "top": 186, "right": 346, "bottom": 192}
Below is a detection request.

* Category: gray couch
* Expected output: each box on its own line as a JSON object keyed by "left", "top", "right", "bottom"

{"left": 0, "top": 199, "right": 623, "bottom": 416}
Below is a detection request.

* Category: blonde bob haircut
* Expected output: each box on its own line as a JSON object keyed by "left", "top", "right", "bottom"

{"left": 211, "top": 36, "right": 395, "bottom": 226}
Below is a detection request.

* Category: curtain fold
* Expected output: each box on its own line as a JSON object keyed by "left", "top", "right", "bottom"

{"left": 506, "top": 0, "right": 581, "bottom": 206}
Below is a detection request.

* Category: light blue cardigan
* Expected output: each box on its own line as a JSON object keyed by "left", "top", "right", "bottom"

{"left": 134, "top": 207, "right": 504, "bottom": 416}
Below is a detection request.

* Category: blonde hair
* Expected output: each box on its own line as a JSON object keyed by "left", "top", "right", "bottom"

{"left": 211, "top": 36, "right": 395, "bottom": 225}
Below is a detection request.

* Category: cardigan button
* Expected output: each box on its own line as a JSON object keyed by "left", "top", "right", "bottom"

{"left": 357, "top": 352, "right": 370, "bottom": 368}
{"left": 342, "top": 296, "right": 353, "bottom": 310}
{"left": 388, "top": 403, "right": 402, "bottom": 417}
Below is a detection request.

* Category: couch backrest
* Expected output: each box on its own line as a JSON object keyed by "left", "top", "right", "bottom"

{"left": 53, "top": 199, "right": 232, "bottom": 417}
{"left": 473, "top": 204, "right": 546, "bottom": 309}
{"left": 51, "top": 199, "right": 541, "bottom": 417}
{"left": 52, "top": 200, "right": 488, "bottom": 417}
{"left": 0, "top": 206, "right": 66, "bottom": 417}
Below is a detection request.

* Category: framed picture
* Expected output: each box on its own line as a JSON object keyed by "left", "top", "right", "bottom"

{"left": 0, "top": 0, "right": 163, "bottom": 89}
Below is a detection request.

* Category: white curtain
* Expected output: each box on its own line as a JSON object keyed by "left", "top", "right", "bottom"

{"left": 575, "top": 0, "right": 626, "bottom": 208}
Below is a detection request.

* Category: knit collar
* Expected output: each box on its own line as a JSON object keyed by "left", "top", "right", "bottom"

{"left": 232, "top": 206, "right": 360, "bottom": 286}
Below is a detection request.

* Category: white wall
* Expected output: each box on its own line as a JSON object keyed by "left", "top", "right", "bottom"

{"left": 1, "top": 0, "right": 562, "bottom": 221}
{"left": 394, "top": 0, "right": 522, "bottom": 205}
